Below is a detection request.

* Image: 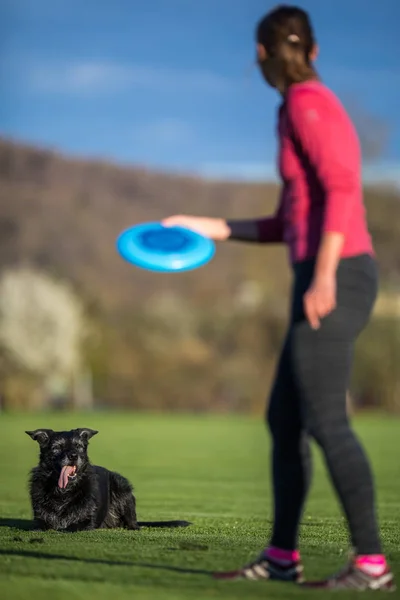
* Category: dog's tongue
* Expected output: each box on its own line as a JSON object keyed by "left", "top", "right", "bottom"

{"left": 58, "top": 465, "right": 75, "bottom": 489}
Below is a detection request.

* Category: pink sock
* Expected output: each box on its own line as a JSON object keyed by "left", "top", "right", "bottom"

{"left": 264, "top": 546, "right": 300, "bottom": 566}
{"left": 355, "top": 555, "right": 387, "bottom": 577}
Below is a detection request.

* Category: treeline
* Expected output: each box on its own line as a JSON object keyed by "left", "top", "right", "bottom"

{"left": 0, "top": 138, "right": 399, "bottom": 413}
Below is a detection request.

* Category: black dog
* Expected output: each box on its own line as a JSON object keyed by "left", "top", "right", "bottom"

{"left": 26, "top": 428, "right": 191, "bottom": 532}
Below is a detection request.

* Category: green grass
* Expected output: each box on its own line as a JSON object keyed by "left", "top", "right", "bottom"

{"left": 0, "top": 412, "right": 399, "bottom": 599}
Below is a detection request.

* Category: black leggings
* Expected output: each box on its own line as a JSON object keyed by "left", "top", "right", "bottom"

{"left": 267, "top": 253, "right": 381, "bottom": 555}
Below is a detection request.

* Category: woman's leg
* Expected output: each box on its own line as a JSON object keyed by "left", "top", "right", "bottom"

{"left": 290, "top": 256, "right": 395, "bottom": 590}
{"left": 292, "top": 315, "right": 381, "bottom": 554}
{"left": 267, "top": 336, "right": 312, "bottom": 551}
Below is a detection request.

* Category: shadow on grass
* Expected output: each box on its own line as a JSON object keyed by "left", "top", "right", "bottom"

{"left": 0, "top": 548, "right": 212, "bottom": 576}
{"left": 0, "top": 518, "right": 35, "bottom": 531}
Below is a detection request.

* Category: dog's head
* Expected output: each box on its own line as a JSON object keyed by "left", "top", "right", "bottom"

{"left": 26, "top": 428, "right": 98, "bottom": 489}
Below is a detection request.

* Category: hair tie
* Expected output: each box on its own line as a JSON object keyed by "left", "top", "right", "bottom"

{"left": 287, "top": 34, "right": 300, "bottom": 43}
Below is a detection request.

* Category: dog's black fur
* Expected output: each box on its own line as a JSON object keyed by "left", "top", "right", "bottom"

{"left": 26, "top": 428, "right": 191, "bottom": 532}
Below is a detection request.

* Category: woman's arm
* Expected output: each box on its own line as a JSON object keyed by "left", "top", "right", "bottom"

{"left": 314, "top": 232, "right": 344, "bottom": 281}
{"left": 163, "top": 198, "right": 285, "bottom": 244}
{"left": 286, "top": 86, "right": 359, "bottom": 327}
{"left": 227, "top": 197, "right": 284, "bottom": 244}
{"left": 303, "top": 232, "right": 343, "bottom": 330}
{"left": 286, "top": 86, "right": 359, "bottom": 244}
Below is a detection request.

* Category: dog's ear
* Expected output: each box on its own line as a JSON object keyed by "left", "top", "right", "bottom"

{"left": 25, "top": 429, "right": 53, "bottom": 445}
{"left": 76, "top": 428, "right": 98, "bottom": 442}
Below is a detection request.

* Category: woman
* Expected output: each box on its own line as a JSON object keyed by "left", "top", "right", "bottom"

{"left": 163, "top": 5, "right": 395, "bottom": 592}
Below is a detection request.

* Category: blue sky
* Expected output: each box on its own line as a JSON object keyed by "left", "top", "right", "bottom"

{"left": 1, "top": 0, "right": 399, "bottom": 182}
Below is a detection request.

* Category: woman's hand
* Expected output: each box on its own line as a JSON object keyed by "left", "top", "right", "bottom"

{"left": 303, "top": 274, "right": 337, "bottom": 330}
{"left": 161, "top": 215, "right": 231, "bottom": 241}
{"left": 304, "top": 232, "right": 343, "bottom": 329}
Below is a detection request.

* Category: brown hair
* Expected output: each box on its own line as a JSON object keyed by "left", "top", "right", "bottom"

{"left": 256, "top": 5, "right": 318, "bottom": 86}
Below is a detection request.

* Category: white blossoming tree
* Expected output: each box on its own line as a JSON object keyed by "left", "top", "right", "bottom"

{"left": 0, "top": 267, "right": 91, "bottom": 410}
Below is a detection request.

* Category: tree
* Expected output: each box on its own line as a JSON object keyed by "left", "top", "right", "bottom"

{"left": 0, "top": 267, "right": 90, "bottom": 409}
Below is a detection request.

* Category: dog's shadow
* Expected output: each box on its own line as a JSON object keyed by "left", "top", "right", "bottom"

{"left": 0, "top": 518, "right": 212, "bottom": 576}
{"left": 0, "top": 548, "right": 212, "bottom": 576}
{"left": 0, "top": 518, "right": 36, "bottom": 531}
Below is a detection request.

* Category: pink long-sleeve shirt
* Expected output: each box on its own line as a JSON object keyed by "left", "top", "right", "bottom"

{"left": 257, "top": 80, "right": 374, "bottom": 264}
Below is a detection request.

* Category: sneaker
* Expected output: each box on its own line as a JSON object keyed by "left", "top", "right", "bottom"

{"left": 301, "top": 560, "right": 396, "bottom": 591}
{"left": 213, "top": 553, "right": 304, "bottom": 582}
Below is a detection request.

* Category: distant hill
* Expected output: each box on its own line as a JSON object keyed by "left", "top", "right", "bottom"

{"left": 0, "top": 137, "right": 399, "bottom": 316}
{"left": 1, "top": 137, "right": 399, "bottom": 412}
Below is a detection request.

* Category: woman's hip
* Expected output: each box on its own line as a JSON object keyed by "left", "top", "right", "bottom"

{"left": 290, "top": 253, "right": 378, "bottom": 333}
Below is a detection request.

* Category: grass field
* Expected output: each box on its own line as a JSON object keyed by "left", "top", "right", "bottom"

{"left": 0, "top": 412, "right": 399, "bottom": 599}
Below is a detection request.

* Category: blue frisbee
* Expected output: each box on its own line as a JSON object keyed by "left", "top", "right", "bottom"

{"left": 116, "top": 222, "right": 216, "bottom": 272}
